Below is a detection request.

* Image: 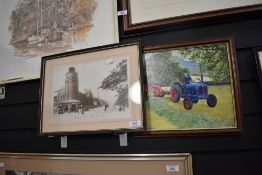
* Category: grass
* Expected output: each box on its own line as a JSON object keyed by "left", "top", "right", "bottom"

{"left": 146, "top": 84, "right": 236, "bottom": 130}
{"left": 191, "top": 75, "right": 213, "bottom": 82}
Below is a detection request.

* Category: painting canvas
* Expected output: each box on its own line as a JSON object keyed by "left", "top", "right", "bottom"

{"left": 142, "top": 38, "right": 242, "bottom": 136}
{"left": 40, "top": 41, "right": 143, "bottom": 134}
{"left": 0, "top": 0, "right": 119, "bottom": 84}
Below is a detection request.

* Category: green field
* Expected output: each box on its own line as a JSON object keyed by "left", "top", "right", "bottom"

{"left": 146, "top": 84, "right": 236, "bottom": 130}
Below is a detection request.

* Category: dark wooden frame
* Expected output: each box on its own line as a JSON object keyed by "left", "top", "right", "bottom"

{"left": 122, "top": 0, "right": 262, "bottom": 33}
{"left": 254, "top": 47, "right": 262, "bottom": 92}
{"left": 139, "top": 37, "right": 243, "bottom": 137}
{"left": 39, "top": 41, "right": 144, "bottom": 136}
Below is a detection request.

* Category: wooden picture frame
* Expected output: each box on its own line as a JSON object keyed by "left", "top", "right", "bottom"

{"left": 254, "top": 47, "right": 262, "bottom": 92}
{"left": 39, "top": 41, "right": 144, "bottom": 135}
{"left": 0, "top": 0, "right": 119, "bottom": 85}
{"left": 122, "top": 0, "right": 262, "bottom": 33}
{"left": 141, "top": 37, "right": 243, "bottom": 136}
{"left": 0, "top": 153, "right": 193, "bottom": 175}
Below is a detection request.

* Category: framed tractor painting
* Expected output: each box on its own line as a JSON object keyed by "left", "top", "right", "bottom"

{"left": 141, "top": 37, "right": 243, "bottom": 136}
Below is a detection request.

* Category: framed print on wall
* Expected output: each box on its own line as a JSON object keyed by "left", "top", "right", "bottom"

{"left": 254, "top": 47, "right": 262, "bottom": 92}
{"left": 39, "top": 41, "right": 143, "bottom": 135}
{"left": 122, "top": 0, "right": 262, "bottom": 32}
{"left": 0, "top": 153, "right": 193, "bottom": 175}
{"left": 0, "top": 0, "right": 119, "bottom": 84}
{"left": 141, "top": 37, "right": 243, "bottom": 136}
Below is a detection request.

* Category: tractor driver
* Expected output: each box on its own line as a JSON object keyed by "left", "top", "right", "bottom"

{"left": 183, "top": 73, "right": 192, "bottom": 84}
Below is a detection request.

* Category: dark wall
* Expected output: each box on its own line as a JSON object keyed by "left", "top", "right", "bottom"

{"left": 1, "top": 2, "right": 262, "bottom": 175}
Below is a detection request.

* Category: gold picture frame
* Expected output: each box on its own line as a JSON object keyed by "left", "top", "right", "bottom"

{"left": 0, "top": 153, "right": 193, "bottom": 175}
{"left": 39, "top": 41, "right": 144, "bottom": 135}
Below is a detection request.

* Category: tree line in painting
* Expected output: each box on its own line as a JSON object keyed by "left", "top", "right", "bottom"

{"left": 144, "top": 43, "right": 230, "bottom": 85}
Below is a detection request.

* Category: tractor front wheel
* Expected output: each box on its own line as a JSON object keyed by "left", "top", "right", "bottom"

{"left": 183, "top": 97, "right": 193, "bottom": 110}
{"left": 207, "top": 94, "right": 217, "bottom": 107}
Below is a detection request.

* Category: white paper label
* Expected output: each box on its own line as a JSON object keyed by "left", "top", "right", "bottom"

{"left": 0, "top": 162, "right": 4, "bottom": 168}
{"left": 117, "top": 10, "right": 127, "bottom": 16}
{"left": 119, "top": 133, "right": 128, "bottom": 147}
{"left": 129, "top": 120, "right": 141, "bottom": 128}
{"left": 166, "top": 165, "right": 179, "bottom": 173}
{"left": 61, "top": 136, "right": 67, "bottom": 148}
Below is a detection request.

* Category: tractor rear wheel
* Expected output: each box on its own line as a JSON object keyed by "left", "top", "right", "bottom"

{"left": 170, "top": 83, "right": 182, "bottom": 102}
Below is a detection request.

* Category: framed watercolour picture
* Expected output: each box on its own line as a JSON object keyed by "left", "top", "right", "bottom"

{"left": 254, "top": 47, "right": 262, "bottom": 92}
{"left": 39, "top": 41, "right": 143, "bottom": 135}
{"left": 0, "top": 153, "right": 193, "bottom": 175}
{"left": 141, "top": 37, "right": 243, "bottom": 136}
{"left": 122, "top": 0, "right": 262, "bottom": 32}
{"left": 0, "top": 0, "right": 119, "bottom": 84}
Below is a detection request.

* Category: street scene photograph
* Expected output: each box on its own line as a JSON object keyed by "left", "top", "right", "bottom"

{"left": 51, "top": 56, "right": 131, "bottom": 124}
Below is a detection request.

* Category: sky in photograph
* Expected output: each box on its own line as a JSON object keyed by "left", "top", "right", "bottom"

{"left": 52, "top": 56, "right": 129, "bottom": 103}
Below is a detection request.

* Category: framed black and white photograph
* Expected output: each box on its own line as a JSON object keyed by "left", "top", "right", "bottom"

{"left": 254, "top": 47, "right": 262, "bottom": 92}
{"left": 39, "top": 41, "right": 143, "bottom": 135}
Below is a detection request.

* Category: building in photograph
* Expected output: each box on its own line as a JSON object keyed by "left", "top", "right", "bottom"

{"left": 53, "top": 67, "right": 105, "bottom": 114}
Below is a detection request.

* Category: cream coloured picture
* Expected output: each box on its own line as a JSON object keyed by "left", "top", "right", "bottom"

{"left": 0, "top": 0, "right": 118, "bottom": 84}
{"left": 129, "top": 0, "right": 262, "bottom": 24}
